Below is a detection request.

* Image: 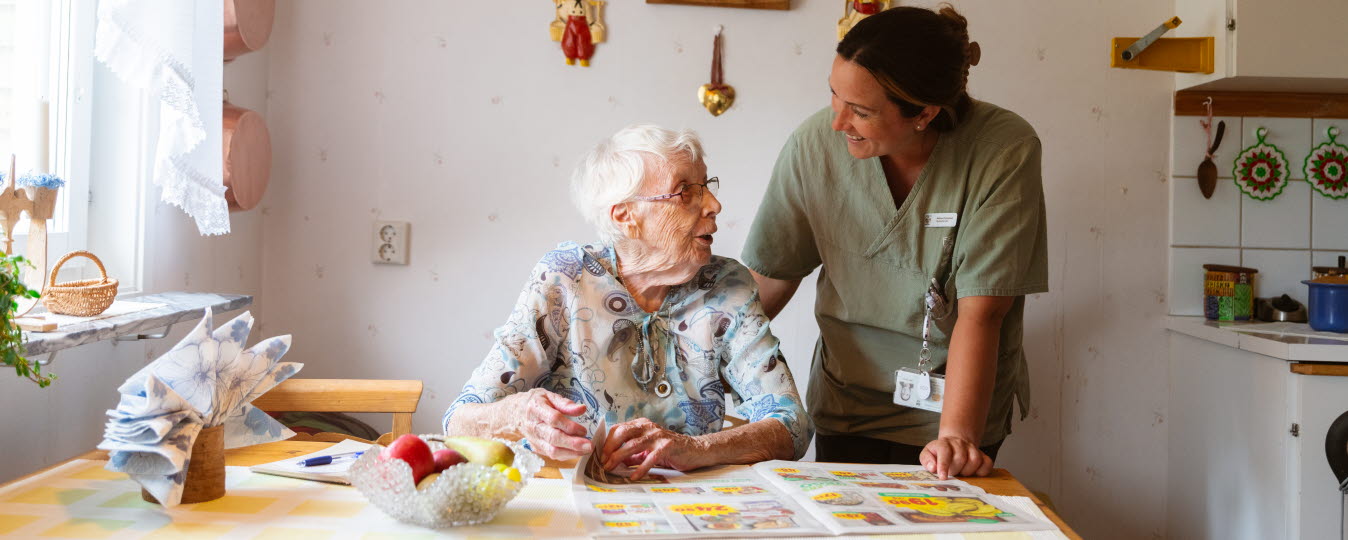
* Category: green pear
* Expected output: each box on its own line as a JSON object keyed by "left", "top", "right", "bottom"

{"left": 441, "top": 436, "right": 515, "bottom": 467}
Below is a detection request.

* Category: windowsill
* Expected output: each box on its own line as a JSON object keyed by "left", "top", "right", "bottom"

{"left": 21, "top": 291, "right": 253, "bottom": 356}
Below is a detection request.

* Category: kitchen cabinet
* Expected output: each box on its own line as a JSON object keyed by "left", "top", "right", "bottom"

{"left": 1168, "top": 318, "right": 1348, "bottom": 539}
{"left": 1174, "top": 0, "right": 1348, "bottom": 93}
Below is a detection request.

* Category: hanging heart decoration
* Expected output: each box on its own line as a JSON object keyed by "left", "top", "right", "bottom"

{"left": 1232, "top": 127, "right": 1290, "bottom": 201}
{"left": 697, "top": 26, "right": 734, "bottom": 117}
{"left": 1305, "top": 126, "right": 1348, "bottom": 200}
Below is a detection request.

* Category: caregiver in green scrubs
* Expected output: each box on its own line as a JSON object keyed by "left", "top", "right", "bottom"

{"left": 742, "top": 5, "right": 1047, "bottom": 479}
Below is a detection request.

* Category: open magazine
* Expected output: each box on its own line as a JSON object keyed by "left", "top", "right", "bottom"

{"left": 572, "top": 423, "right": 1057, "bottom": 537}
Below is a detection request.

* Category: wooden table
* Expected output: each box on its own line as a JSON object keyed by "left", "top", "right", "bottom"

{"left": 15, "top": 442, "right": 1079, "bottom": 539}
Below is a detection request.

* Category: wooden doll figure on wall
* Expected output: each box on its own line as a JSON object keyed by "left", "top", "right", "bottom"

{"left": 837, "top": 0, "right": 893, "bottom": 40}
{"left": 550, "top": 0, "right": 607, "bottom": 66}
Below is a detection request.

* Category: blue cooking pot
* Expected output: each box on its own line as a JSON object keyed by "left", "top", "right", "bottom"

{"left": 1303, "top": 279, "right": 1348, "bottom": 333}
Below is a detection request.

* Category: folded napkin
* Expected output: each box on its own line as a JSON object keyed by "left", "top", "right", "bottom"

{"left": 98, "top": 308, "right": 301, "bottom": 506}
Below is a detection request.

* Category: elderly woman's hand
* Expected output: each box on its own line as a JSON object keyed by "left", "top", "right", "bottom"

{"left": 600, "top": 417, "right": 709, "bottom": 480}
{"left": 510, "top": 388, "right": 594, "bottom": 461}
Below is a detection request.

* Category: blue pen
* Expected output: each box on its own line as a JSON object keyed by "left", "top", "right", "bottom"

{"left": 296, "top": 451, "right": 363, "bottom": 467}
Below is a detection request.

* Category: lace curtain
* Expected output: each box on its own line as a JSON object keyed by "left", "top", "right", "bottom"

{"left": 95, "top": 0, "right": 228, "bottom": 235}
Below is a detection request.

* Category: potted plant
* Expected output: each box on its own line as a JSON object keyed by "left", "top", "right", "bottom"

{"left": 0, "top": 254, "right": 50, "bottom": 387}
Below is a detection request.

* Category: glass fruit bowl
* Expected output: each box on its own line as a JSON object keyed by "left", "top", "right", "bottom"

{"left": 348, "top": 435, "right": 542, "bottom": 528}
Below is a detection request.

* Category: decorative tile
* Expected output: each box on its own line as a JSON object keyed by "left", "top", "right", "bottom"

{"left": 1173, "top": 115, "right": 1241, "bottom": 178}
{"left": 1313, "top": 194, "right": 1348, "bottom": 250}
{"left": 1169, "top": 247, "right": 1240, "bottom": 316}
{"left": 1311, "top": 119, "right": 1348, "bottom": 250}
{"left": 1241, "top": 180, "right": 1311, "bottom": 249}
{"left": 1242, "top": 249, "right": 1312, "bottom": 306}
{"left": 1171, "top": 170, "right": 1240, "bottom": 246}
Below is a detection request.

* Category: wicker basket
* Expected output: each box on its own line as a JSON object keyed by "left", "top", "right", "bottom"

{"left": 42, "top": 250, "right": 118, "bottom": 316}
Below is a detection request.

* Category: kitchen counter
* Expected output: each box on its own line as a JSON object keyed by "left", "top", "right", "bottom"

{"left": 1166, "top": 316, "right": 1348, "bottom": 362}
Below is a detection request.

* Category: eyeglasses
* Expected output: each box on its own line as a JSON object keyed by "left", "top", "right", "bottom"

{"left": 631, "top": 177, "right": 720, "bottom": 205}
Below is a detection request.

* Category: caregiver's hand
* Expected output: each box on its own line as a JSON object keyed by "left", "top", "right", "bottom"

{"left": 919, "top": 435, "right": 994, "bottom": 480}
{"left": 601, "top": 418, "right": 706, "bottom": 480}
{"left": 509, "top": 388, "right": 593, "bottom": 460}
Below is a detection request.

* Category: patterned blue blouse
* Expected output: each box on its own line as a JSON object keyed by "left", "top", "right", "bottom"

{"left": 444, "top": 242, "right": 811, "bottom": 458}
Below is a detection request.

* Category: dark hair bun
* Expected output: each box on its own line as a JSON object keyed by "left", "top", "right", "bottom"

{"left": 837, "top": 3, "right": 975, "bottom": 131}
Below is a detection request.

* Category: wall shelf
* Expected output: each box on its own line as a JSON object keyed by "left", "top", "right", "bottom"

{"left": 21, "top": 291, "right": 253, "bottom": 357}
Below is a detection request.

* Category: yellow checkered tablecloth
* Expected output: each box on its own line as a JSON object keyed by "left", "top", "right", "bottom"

{"left": 0, "top": 460, "right": 584, "bottom": 539}
{"left": 0, "top": 460, "right": 1063, "bottom": 539}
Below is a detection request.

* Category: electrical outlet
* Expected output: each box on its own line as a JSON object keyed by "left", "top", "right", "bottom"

{"left": 372, "top": 221, "right": 410, "bottom": 265}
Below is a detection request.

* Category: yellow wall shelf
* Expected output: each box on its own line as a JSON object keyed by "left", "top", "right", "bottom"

{"left": 1111, "top": 37, "right": 1214, "bottom": 74}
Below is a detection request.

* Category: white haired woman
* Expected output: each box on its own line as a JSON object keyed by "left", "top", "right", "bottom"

{"left": 443, "top": 125, "right": 811, "bottom": 478}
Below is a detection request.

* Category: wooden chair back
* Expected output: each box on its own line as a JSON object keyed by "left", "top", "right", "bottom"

{"left": 252, "top": 379, "right": 423, "bottom": 445}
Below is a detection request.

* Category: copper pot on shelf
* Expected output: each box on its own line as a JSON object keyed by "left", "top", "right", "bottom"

{"left": 222, "top": 99, "right": 271, "bottom": 212}
{"left": 224, "top": 0, "right": 275, "bottom": 62}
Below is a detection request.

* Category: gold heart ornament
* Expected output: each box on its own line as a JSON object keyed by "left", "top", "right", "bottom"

{"left": 698, "top": 84, "right": 735, "bottom": 117}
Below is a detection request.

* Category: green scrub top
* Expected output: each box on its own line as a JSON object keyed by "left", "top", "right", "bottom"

{"left": 742, "top": 100, "right": 1048, "bottom": 447}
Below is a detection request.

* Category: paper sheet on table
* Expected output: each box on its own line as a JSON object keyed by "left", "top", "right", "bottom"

{"left": 570, "top": 420, "right": 1060, "bottom": 538}
{"left": 249, "top": 439, "right": 371, "bottom": 484}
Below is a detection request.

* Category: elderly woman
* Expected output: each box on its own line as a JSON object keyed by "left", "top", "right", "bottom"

{"left": 443, "top": 125, "right": 810, "bottom": 478}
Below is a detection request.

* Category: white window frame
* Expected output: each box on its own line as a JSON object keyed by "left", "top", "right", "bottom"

{"left": 3, "top": 0, "right": 94, "bottom": 283}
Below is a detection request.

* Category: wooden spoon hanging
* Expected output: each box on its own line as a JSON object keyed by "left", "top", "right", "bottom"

{"left": 1196, "top": 120, "right": 1225, "bottom": 199}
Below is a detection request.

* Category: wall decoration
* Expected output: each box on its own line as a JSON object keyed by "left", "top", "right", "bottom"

{"left": 551, "top": 0, "right": 607, "bottom": 67}
{"left": 1, "top": 154, "right": 62, "bottom": 316}
{"left": 1305, "top": 126, "right": 1348, "bottom": 200}
{"left": 697, "top": 26, "right": 734, "bottom": 117}
{"left": 837, "top": 0, "right": 893, "bottom": 40}
{"left": 1232, "top": 127, "right": 1290, "bottom": 201}
{"left": 645, "top": 0, "right": 789, "bottom": 10}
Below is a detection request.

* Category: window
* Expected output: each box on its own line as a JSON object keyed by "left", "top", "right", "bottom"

{"left": 0, "top": 0, "right": 93, "bottom": 279}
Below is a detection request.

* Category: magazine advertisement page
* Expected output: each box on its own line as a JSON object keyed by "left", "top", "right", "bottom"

{"left": 753, "top": 460, "right": 1057, "bottom": 535}
{"left": 570, "top": 422, "right": 1057, "bottom": 537}
{"left": 572, "top": 422, "right": 826, "bottom": 538}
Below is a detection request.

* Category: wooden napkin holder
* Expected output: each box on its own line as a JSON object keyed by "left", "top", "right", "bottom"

{"left": 141, "top": 424, "right": 226, "bottom": 505}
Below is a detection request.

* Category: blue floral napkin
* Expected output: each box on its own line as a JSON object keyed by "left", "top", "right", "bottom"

{"left": 98, "top": 308, "right": 301, "bottom": 506}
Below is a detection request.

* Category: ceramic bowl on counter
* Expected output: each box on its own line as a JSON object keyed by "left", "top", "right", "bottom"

{"left": 1302, "top": 276, "right": 1348, "bottom": 333}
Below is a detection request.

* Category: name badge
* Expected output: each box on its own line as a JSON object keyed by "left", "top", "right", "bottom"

{"left": 894, "top": 368, "right": 945, "bottom": 413}
{"left": 923, "top": 213, "right": 958, "bottom": 228}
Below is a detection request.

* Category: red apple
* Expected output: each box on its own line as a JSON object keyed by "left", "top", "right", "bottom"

{"left": 433, "top": 448, "right": 467, "bottom": 472}
{"left": 383, "top": 434, "right": 434, "bottom": 482}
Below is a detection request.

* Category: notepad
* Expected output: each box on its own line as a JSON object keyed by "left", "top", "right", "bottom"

{"left": 249, "top": 439, "right": 373, "bottom": 484}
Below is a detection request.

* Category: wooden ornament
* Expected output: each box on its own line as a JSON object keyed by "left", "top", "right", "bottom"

{"left": 141, "top": 425, "right": 226, "bottom": 505}
{"left": 697, "top": 26, "right": 735, "bottom": 117}
{"left": 2, "top": 155, "right": 60, "bottom": 316}
{"left": 837, "top": 0, "right": 893, "bottom": 40}
{"left": 551, "top": 0, "right": 607, "bottom": 67}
